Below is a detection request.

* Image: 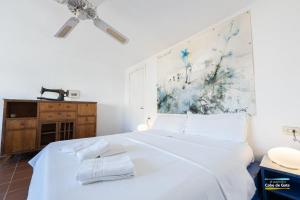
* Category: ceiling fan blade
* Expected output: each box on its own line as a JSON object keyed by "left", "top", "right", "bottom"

{"left": 55, "top": 17, "right": 80, "bottom": 38}
{"left": 93, "top": 17, "right": 129, "bottom": 44}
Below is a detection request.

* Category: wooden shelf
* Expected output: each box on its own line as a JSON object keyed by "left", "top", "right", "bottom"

{"left": 41, "top": 131, "right": 56, "bottom": 135}
{"left": 6, "top": 101, "right": 37, "bottom": 118}
{"left": 6, "top": 117, "right": 37, "bottom": 120}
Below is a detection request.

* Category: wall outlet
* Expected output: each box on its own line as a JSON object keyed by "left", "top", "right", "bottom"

{"left": 282, "top": 126, "right": 300, "bottom": 136}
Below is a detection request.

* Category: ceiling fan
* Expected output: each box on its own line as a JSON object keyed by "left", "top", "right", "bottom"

{"left": 53, "top": 0, "right": 128, "bottom": 44}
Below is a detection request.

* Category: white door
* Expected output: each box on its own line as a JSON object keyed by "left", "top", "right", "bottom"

{"left": 129, "top": 67, "right": 145, "bottom": 130}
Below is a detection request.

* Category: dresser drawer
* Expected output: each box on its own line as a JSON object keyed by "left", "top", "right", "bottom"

{"left": 77, "top": 116, "right": 96, "bottom": 125}
{"left": 39, "top": 103, "right": 59, "bottom": 112}
{"left": 78, "top": 104, "right": 96, "bottom": 116}
{"left": 4, "top": 129, "right": 36, "bottom": 154}
{"left": 76, "top": 124, "right": 96, "bottom": 138}
{"left": 40, "top": 112, "right": 76, "bottom": 121}
{"left": 40, "top": 112, "right": 60, "bottom": 121}
{"left": 6, "top": 119, "right": 37, "bottom": 130}
{"left": 40, "top": 102, "right": 77, "bottom": 112}
{"left": 62, "top": 103, "right": 76, "bottom": 111}
{"left": 63, "top": 112, "right": 76, "bottom": 120}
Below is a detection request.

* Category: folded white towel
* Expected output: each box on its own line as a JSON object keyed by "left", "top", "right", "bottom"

{"left": 101, "top": 144, "right": 126, "bottom": 157}
{"left": 60, "top": 140, "right": 96, "bottom": 154}
{"left": 76, "top": 155, "right": 135, "bottom": 185}
{"left": 76, "top": 139, "right": 109, "bottom": 161}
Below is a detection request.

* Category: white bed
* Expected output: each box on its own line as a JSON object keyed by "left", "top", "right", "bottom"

{"left": 28, "top": 130, "right": 256, "bottom": 200}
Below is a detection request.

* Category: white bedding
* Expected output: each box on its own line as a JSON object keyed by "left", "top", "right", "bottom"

{"left": 28, "top": 130, "right": 256, "bottom": 200}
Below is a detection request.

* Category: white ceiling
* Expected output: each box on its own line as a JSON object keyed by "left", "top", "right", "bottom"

{"left": 0, "top": 0, "right": 254, "bottom": 70}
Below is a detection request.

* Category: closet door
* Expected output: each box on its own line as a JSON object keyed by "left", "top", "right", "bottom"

{"left": 128, "top": 67, "right": 146, "bottom": 130}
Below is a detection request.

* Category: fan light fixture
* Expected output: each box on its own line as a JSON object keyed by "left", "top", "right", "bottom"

{"left": 53, "top": 0, "right": 129, "bottom": 44}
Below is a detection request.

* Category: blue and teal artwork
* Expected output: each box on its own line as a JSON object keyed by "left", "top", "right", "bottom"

{"left": 157, "top": 12, "right": 256, "bottom": 114}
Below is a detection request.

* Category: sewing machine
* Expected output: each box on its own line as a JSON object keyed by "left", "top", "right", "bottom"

{"left": 37, "top": 87, "right": 69, "bottom": 101}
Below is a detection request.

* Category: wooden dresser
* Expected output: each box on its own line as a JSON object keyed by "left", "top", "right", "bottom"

{"left": 1, "top": 99, "right": 97, "bottom": 155}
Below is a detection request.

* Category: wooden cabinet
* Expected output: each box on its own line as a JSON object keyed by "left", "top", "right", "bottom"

{"left": 76, "top": 103, "right": 97, "bottom": 138}
{"left": 39, "top": 102, "right": 59, "bottom": 112}
{"left": 39, "top": 112, "right": 76, "bottom": 121}
{"left": 3, "top": 117, "right": 37, "bottom": 154}
{"left": 39, "top": 102, "right": 77, "bottom": 112}
{"left": 6, "top": 118, "right": 37, "bottom": 130}
{"left": 77, "top": 124, "right": 96, "bottom": 138}
{"left": 78, "top": 104, "right": 97, "bottom": 116}
{"left": 63, "top": 103, "right": 76, "bottom": 111}
{"left": 77, "top": 116, "right": 96, "bottom": 125}
{"left": 1, "top": 99, "right": 97, "bottom": 155}
{"left": 4, "top": 129, "right": 36, "bottom": 153}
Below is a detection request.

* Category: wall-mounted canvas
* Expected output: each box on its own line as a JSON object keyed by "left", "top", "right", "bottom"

{"left": 157, "top": 12, "right": 256, "bottom": 114}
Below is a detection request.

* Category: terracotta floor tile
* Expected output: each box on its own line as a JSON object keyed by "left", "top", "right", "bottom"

{"left": 9, "top": 178, "right": 31, "bottom": 193}
{"left": 19, "top": 153, "right": 36, "bottom": 162}
{"left": 0, "top": 182, "right": 9, "bottom": 193}
{"left": 16, "top": 164, "right": 31, "bottom": 171}
{"left": 0, "top": 169, "right": 14, "bottom": 176}
{"left": 0, "top": 173, "right": 13, "bottom": 185}
{"left": 5, "top": 188, "right": 28, "bottom": 200}
{"left": 0, "top": 154, "right": 34, "bottom": 200}
{"left": 12, "top": 168, "right": 32, "bottom": 181}
{"left": 2, "top": 157, "right": 20, "bottom": 165}
{"left": 17, "top": 162, "right": 29, "bottom": 167}
{"left": 14, "top": 167, "right": 32, "bottom": 174}
{"left": 0, "top": 163, "right": 16, "bottom": 171}
{"left": 0, "top": 193, "right": 5, "bottom": 200}
{"left": 0, "top": 167, "right": 15, "bottom": 176}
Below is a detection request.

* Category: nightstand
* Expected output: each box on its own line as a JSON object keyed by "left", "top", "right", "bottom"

{"left": 260, "top": 155, "right": 300, "bottom": 200}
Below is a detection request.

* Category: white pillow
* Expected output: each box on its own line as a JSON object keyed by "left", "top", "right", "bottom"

{"left": 151, "top": 114, "right": 187, "bottom": 133}
{"left": 184, "top": 113, "right": 248, "bottom": 142}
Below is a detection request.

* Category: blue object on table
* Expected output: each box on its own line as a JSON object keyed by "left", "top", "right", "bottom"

{"left": 260, "top": 155, "right": 300, "bottom": 200}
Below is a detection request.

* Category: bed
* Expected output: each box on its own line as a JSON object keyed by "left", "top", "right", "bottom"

{"left": 28, "top": 114, "right": 256, "bottom": 200}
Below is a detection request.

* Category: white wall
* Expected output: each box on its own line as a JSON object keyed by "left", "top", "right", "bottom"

{"left": 250, "top": 0, "right": 300, "bottom": 157}
{"left": 0, "top": 59, "right": 126, "bottom": 136}
{"left": 0, "top": 1, "right": 127, "bottom": 147}
{"left": 125, "top": 0, "right": 300, "bottom": 158}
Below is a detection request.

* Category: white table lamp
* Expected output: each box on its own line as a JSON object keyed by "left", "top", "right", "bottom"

{"left": 268, "top": 147, "right": 300, "bottom": 170}
{"left": 137, "top": 124, "right": 148, "bottom": 131}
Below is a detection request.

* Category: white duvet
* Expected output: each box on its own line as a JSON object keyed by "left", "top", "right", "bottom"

{"left": 28, "top": 130, "right": 256, "bottom": 200}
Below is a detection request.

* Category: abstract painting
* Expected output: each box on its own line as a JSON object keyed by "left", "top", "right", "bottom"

{"left": 157, "top": 12, "right": 256, "bottom": 114}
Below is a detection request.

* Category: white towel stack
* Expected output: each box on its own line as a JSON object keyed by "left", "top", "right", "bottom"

{"left": 101, "top": 144, "right": 126, "bottom": 157}
{"left": 60, "top": 140, "right": 96, "bottom": 154}
{"left": 76, "top": 155, "right": 135, "bottom": 185}
{"left": 61, "top": 139, "right": 127, "bottom": 161}
{"left": 76, "top": 140, "right": 110, "bottom": 161}
{"left": 61, "top": 139, "right": 134, "bottom": 184}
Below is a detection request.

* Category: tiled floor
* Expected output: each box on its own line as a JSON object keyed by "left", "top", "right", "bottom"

{"left": 0, "top": 154, "right": 35, "bottom": 200}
